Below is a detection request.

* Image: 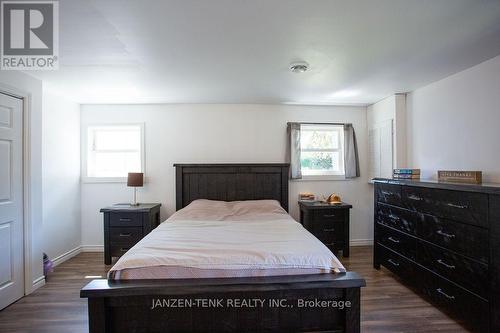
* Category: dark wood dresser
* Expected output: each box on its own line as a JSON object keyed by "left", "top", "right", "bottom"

{"left": 101, "top": 203, "right": 161, "bottom": 265}
{"left": 373, "top": 178, "right": 500, "bottom": 332}
{"left": 299, "top": 201, "right": 352, "bottom": 257}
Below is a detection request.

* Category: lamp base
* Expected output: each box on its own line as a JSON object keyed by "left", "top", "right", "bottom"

{"left": 130, "top": 187, "right": 140, "bottom": 206}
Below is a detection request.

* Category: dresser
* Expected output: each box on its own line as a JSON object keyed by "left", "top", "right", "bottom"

{"left": 100, "top": 203, "right": 161, "bottom": 265}
{"left": 374, "top": 179, "right": 500, "bottom": 332}
{"left": 299, "top": 201, "right": 352, "bottom": 257}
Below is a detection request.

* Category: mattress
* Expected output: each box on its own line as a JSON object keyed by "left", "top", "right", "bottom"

{"left": 108, "top": 199, "right": 346, "bottom": 279}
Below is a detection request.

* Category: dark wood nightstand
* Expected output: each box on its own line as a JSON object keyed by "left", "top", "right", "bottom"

{"left": 100, "top": 203, "right": 161, "bottom": 265}
{"left": 299, "top": 201, "right": 352, "bottom": 257}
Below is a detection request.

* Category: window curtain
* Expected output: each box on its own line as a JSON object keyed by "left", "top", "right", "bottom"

{"left": 286, "top": 122, "right": 302, "bottom": 179}
{"left": 344, "top": 123, "right": 360, "bottom": 178}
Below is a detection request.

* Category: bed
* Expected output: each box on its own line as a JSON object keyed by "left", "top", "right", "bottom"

{"left": 81, "top": 164, "right": 366, "bottom": 332}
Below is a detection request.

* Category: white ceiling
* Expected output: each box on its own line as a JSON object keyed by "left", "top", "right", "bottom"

{"left": 29, "top": 0, "right": 500, "bottom": 105}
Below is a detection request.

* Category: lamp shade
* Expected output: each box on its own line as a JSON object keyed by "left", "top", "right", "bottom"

{"left": 127, "top": 172, "right": 144, "bottom": 187}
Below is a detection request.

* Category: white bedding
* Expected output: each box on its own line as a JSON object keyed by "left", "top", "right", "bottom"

{"left": 108, "top": 200, "right": 346, "bottom": 279}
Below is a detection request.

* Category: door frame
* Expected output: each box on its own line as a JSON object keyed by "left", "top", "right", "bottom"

{"left": 0, "top": 82, "right": 35, "bottom": 295}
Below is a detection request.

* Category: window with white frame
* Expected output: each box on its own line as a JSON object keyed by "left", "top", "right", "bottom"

{"left": 300, "top": 124, "right": 345, "bottom": 177}
{"left": 84, "top": 124, "right": 144, "bottom": 181}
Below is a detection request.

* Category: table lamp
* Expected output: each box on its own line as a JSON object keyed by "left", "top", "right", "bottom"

{"left": 127, "top": 172, "right": 143, "bottom": 206}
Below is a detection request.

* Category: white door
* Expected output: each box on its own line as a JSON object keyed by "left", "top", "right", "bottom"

{"left": 0, "top": 92, "right": 24, "bottom": 310}
{"left": 368, "top": 119, "right": 394, "bottom": 180}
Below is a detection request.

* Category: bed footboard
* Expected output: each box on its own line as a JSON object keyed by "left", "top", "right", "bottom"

{"left": 81, "top": 272, "right": 365, "bottom": 333}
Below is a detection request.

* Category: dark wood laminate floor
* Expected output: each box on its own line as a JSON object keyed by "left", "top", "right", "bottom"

{"left": 0, "top": 246, "right": 469, "bottom": 333}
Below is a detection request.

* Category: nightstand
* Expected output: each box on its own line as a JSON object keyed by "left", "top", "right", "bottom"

{"left": 100, "top": 203, "right": 161, "bottom": 265}
{"left": 299, "top": 201, "right": 352, "bottom": 257}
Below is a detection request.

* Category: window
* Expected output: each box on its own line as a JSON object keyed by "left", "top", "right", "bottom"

{"left": 300, "top": 124, "right": 345, "bottom": 177}
{"left": 83, "top": 124, "right": 144, "bottom": 181}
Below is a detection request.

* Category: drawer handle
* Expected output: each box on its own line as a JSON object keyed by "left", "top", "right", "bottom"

{"left": 436, "top": 259, "right": 455, "bottom": 270}
{"left": 436, "top": 230, "right": 455, "bottom": 239}
{"left": 381, "top": 190, "right": 393, "bottom": 196}
{"left": 446, "top": 203, "right": 468, "bottom": 209}
{"left": 388, "top": 214, "right": 400, "bottom": 221}
{"left": 436, "top": 288, "right": 455, "bottom": 300}
{"left": 325, "top": 242, "right": 335, "bottom": 246}
{"left": 323, "top": 214, "right": 336, "bottom": 218}
{"left": 119, "top": 218, "right": 132, "bottom": 222}
{"left": 388, "top": 236, "right": 400, "bottom": 243}
{"left": 323, "top": 228, "right": 335, "bottom": 232}
{"left": 387, "top": 259, "right": 400, "bottom": 267}
{"left": 407, "top": 194, "right": 423, "bottom": 201}
{"left": 120, "top": 248, "right": 129, "bottom": 252}
{"left": 119, "top": 233, "right": 132, "bottom": 237}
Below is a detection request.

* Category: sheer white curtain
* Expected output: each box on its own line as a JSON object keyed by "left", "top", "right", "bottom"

{"left": 344, "top": 123, "right": 360, "bottom": 178}
{"left": 286, "top": 122, "right": 302, "bottom": 179}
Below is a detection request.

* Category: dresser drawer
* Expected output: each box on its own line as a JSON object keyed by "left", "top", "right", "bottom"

{"left": 321, "top": 241, "right": 339, "bottom": 252}
{"left": 109, "top": 212, "right": 143, "bottom": 227}
{"left": 376, "top": 203, "right": 420, "bottom": 235}
{"left": 402, "top": 186, "right": 488, "bottom": 227}
{"left": 419, "top": 266, "right": 488, "bottom": 332}
{"left": 418, "top": 214, "right": 488, "bottom": 263}
{"left": 417, "top": 241, "right": 488, "bottom": 298}
{"left": 109, "top": 227, "right": 143, "bottom": 245}
{"left": 313, "top": 210, "right": 345, "bottom": 223}
{"left": 313, "top": 218, "right": 344, "bottom": 235}
{"left": 110, "top": 244, "right": 133, "bottom": 257}
{"left": 376, "top": 183, "right": 403, "bottom": 207}
{"left": 377, "top": 224, "right": 417, "bottom": 260}
{"left": 314, "top": 231, "right": 344, "bottom": 247}
{"left": 378, "top": 244, "right": 416, "bottom": 282}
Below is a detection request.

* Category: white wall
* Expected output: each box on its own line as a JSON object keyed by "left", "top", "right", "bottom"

{"left": 0, "top": 72, "right": 43, "bottom": 292}
{"left": 42, "top": 90, "right": 81, "bottom": 263}
{"left": 80, "top": 104, "right": 372, "bottom": 248}
{"left": 407, "top": 54, "right": 500, "bottom": 182}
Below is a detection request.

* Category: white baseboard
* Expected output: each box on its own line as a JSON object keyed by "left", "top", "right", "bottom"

{"left": 48, "top": 245, "right": 104, "bottom": 268}
{"left": 350, "top": 239, "right": 373, "bottom": 246}
{"left": 81, "top": 245, "right": 104, "bottom": 252}
{"left": 32, "top": 276, "right": 45, "bottom": 292}
{"left": 52, "top": 246, "right": 82, "bottom": 267}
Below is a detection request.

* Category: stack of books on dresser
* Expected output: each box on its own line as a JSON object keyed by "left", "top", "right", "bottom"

{"left": 393, "top": 168, "right": 420, "bottom": 179}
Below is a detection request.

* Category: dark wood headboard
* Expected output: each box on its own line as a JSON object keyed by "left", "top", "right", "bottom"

{"left": 174, "top": 164, "right": 290, "bottom": 212}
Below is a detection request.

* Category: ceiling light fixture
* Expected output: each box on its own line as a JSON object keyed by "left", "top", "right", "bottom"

{"left": 289, "top": 61, "right": 309, "bottom": 73}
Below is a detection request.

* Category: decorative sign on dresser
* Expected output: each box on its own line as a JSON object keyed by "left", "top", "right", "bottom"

{"left": 437, "top": 170, "right": 482, "bottom": 184}
{"left": 373, "top": 178, "right": 500, "bottom": 332}
{"left": 299, "top": 201, "right": 352, "bottom": 257}
{"left": 100, "top": 203, "right": 161, "bottom": 265}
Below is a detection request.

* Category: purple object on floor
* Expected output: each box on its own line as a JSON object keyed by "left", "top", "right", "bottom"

{"left": 43, "top": 253, "right": 54, "bottom": 277}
